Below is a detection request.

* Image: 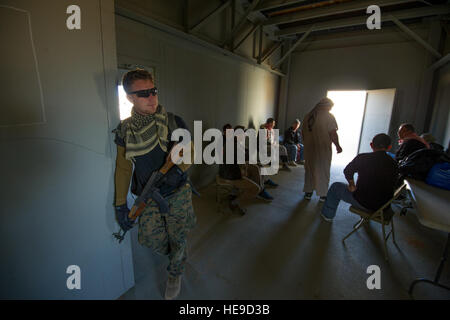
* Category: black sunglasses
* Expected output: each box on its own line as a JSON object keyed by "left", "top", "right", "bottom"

{"left": 128, "top": 87, "right": 158, "bottom": 98}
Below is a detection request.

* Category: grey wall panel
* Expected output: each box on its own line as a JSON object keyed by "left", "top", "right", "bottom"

{"left": 0, "top": 0, "right": 133, "bottom": 299}
{"left": 286, "top": 40, "right": 428, "bottom": 146}
{"left": 0, "top": 6, "right": 45, "bottom": 126}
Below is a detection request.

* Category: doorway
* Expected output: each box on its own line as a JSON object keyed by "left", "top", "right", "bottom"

{"left": 327, "top": 89, "right": 396, "bottom": 167}
{"left": 327, "top": 90, "right": 367, "bottom": 166}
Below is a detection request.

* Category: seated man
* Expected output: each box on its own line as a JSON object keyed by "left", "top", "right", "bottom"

{"left": 395, "top": 123, "right": 429, "bottom": 162}
{"left": 284, "top": 119, "right": 304, "bottom": 166}
{"left": 421, "top": 133, "right": 444, "bottom": 152}
{"left": 220, "top": 125, "right": 274, "bottom": 213}
{"left": 321, "top": 133, "right": 399, "bottom": 222}
{"left": 260, "top": 118, "right": 291, "bottom": 171}
{"left": 232, "top": 125, "right": 275, "bottom": 201}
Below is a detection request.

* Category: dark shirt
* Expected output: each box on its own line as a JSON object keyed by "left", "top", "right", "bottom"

{"left": 284, "top": 127, "right": 302, "bottom": 145}
{"left": 219, "top": 136, "right": 241, "bottom": 180}
{"left": 114, "top": 114, "right": 188, "bottom": 196}
{"left": 395, "top": 139, "right": 427, "bottom": 162}
{"left": 344, "top": 151, "right": 399, "bottom": 211}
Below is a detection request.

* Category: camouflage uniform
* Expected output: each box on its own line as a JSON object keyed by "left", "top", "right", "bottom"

{"left": 138, "top": 183, "right": 196, "bottom": 277}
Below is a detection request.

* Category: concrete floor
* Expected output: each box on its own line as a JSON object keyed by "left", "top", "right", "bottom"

{"left": 121, "top": 164, "right": 450, "bottom": 300}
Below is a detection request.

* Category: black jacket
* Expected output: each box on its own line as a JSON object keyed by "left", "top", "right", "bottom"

{"left": 284, "top": 127, "right": 302, "bottom": 145}
{"left": 395, "top": 139, "right": 427, "bottom": 162}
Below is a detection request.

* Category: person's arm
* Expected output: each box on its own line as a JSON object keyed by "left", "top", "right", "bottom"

{"left": 329, "top": 130, "right": 343, "bottom": 153}
{"left": 114, "top": 145, "right": 133, "bottom": 206}
{"left": 343, "top": 156, "right": 360, "bottom": 192}
{"left": 176, "top": 141, "right": 195, "bottom": 172}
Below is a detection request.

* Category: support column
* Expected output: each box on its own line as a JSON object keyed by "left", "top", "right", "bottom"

{"left": 276, "top": 40, "right": 292, "bottom": 132}
{"left": 415, "top": 18, "right": 444, "bottom": 133}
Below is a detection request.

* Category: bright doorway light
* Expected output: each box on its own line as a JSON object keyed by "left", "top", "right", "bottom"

{"left": 327, "top": 91, "right": 367, "bottom": 166}
{"left": 118, "top": 85, "right": 133, "bottom": 120}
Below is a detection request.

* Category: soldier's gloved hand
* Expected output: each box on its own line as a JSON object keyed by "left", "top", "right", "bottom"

{"left": 115, "top": 204, "right": 134, "bottom": 231}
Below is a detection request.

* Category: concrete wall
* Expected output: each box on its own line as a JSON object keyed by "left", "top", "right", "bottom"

{"left": 285, "top": 24, "right": 440, "bottom": 146}
{"left": 0, "top": 0, "right": 134, "bottom": 299}
{"left": 115, "top": 14, "right": 280, "bottom": 188}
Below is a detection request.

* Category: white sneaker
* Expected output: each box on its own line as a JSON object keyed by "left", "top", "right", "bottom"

{"left": 165, "top": 275, "right": 182, "bottom": 300}
{"left": 320, "top": 213, "right": 333, "bottom": 222}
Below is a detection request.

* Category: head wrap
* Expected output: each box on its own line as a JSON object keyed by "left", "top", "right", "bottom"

{"left": 306, "top": 98, "right": 334, "bottom": 132}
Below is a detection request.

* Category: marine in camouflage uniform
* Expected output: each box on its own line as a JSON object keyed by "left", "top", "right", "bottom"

{"left": 113, "top": 69, "right": 195, "bottom": 300}
{"left": 138, "top": 183, "right": 196, "bottom": 277}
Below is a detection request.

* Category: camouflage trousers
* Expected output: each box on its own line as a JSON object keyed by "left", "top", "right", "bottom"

{"left": 138, "top": 183, "right": 196, "bottom": 278}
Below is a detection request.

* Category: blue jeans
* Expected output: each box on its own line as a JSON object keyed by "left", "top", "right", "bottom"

{"left": 321, "top": 182, "right": 368, "bottom": 219}
{"left": 285, "top": 144, "right": 298, "bottom": 161}
{"left": 297, "top": 143, "right": 304, "bottom": 161}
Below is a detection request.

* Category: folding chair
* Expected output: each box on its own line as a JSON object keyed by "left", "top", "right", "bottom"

{"left": 342, "top": 184, "right": 407, "bottom": 261}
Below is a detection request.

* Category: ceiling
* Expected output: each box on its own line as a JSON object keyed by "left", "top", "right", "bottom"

{"left": 244, "top": 0, "right": 450, "bottom": 39}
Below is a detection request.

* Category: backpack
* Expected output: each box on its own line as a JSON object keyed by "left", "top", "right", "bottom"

{"left": 398, "top": 148, "right": 450, "bottom": 181}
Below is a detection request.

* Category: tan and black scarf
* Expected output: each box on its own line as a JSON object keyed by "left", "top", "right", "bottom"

{"left": 120, "top": 105, "right": 169, "bottom": 160}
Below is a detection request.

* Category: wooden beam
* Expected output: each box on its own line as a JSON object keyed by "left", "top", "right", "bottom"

{"left": 189, "top": 0, "right": 231, "bottom": 33}
{"left": 273, "top": 26, "right": 313, "bottom": 68}
{"left": 263, "top": 0, "right": 417, "bottom": 27}
{"left": 275, "top": 5, "right": 450, "bottom": 37}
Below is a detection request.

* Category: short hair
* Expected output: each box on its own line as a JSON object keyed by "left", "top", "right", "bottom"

{"left": 223, "top": 123, "right": 232, "bottom": 132}
{"left": 122, "top": 69, "right": 154, "bottom": 93}
{"left": 400, "top": 123, "right": 415, "bottom": 133}
{"left": 266, "top": 118, "right": 275, "bottom": 124}
{"left": 372, "top": 133, "right": 392, "bottom": 149}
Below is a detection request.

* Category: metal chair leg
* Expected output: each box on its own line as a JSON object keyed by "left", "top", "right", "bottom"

{"left": 382, "top": 224, "right": 389, "bottom": 261}
{"left": 353, "top": 217, "right": 364, "bottom": 229}
{"left": 343, "top": 218, "right": 367, "bottom": 241}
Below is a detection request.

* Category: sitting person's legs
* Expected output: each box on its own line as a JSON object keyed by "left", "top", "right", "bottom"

{"left": 321, "top": 182, "right": 367, "bottom": 220}
{"left": 279, "top": 145, "right": 291, "bottom": 170}
{"left": 297, "top": 144, "right": 304, "bottom": 163}
{"left": 230, "top": 177, "right": 260, "bottom": 203}
{"left": 285, "top": 143, "right": 298, "bottom": 163}
{"left": 246, "top": 164, "right": 274, "bottom": 201}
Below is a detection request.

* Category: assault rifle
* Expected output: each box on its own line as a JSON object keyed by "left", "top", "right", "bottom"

{"left": 113, "top": 150, "right": 181, "bottom": 243}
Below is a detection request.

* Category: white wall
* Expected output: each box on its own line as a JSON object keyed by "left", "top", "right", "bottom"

{"left": 0, "top": 0, "right": 134, "bottom": 299}
{"left": 115, "top": 14, "right": 280, "bottom": 188}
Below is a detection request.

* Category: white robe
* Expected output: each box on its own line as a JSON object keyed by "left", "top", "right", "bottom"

{"left": 302, "top": 111, "right": 338, "bottom": 197}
